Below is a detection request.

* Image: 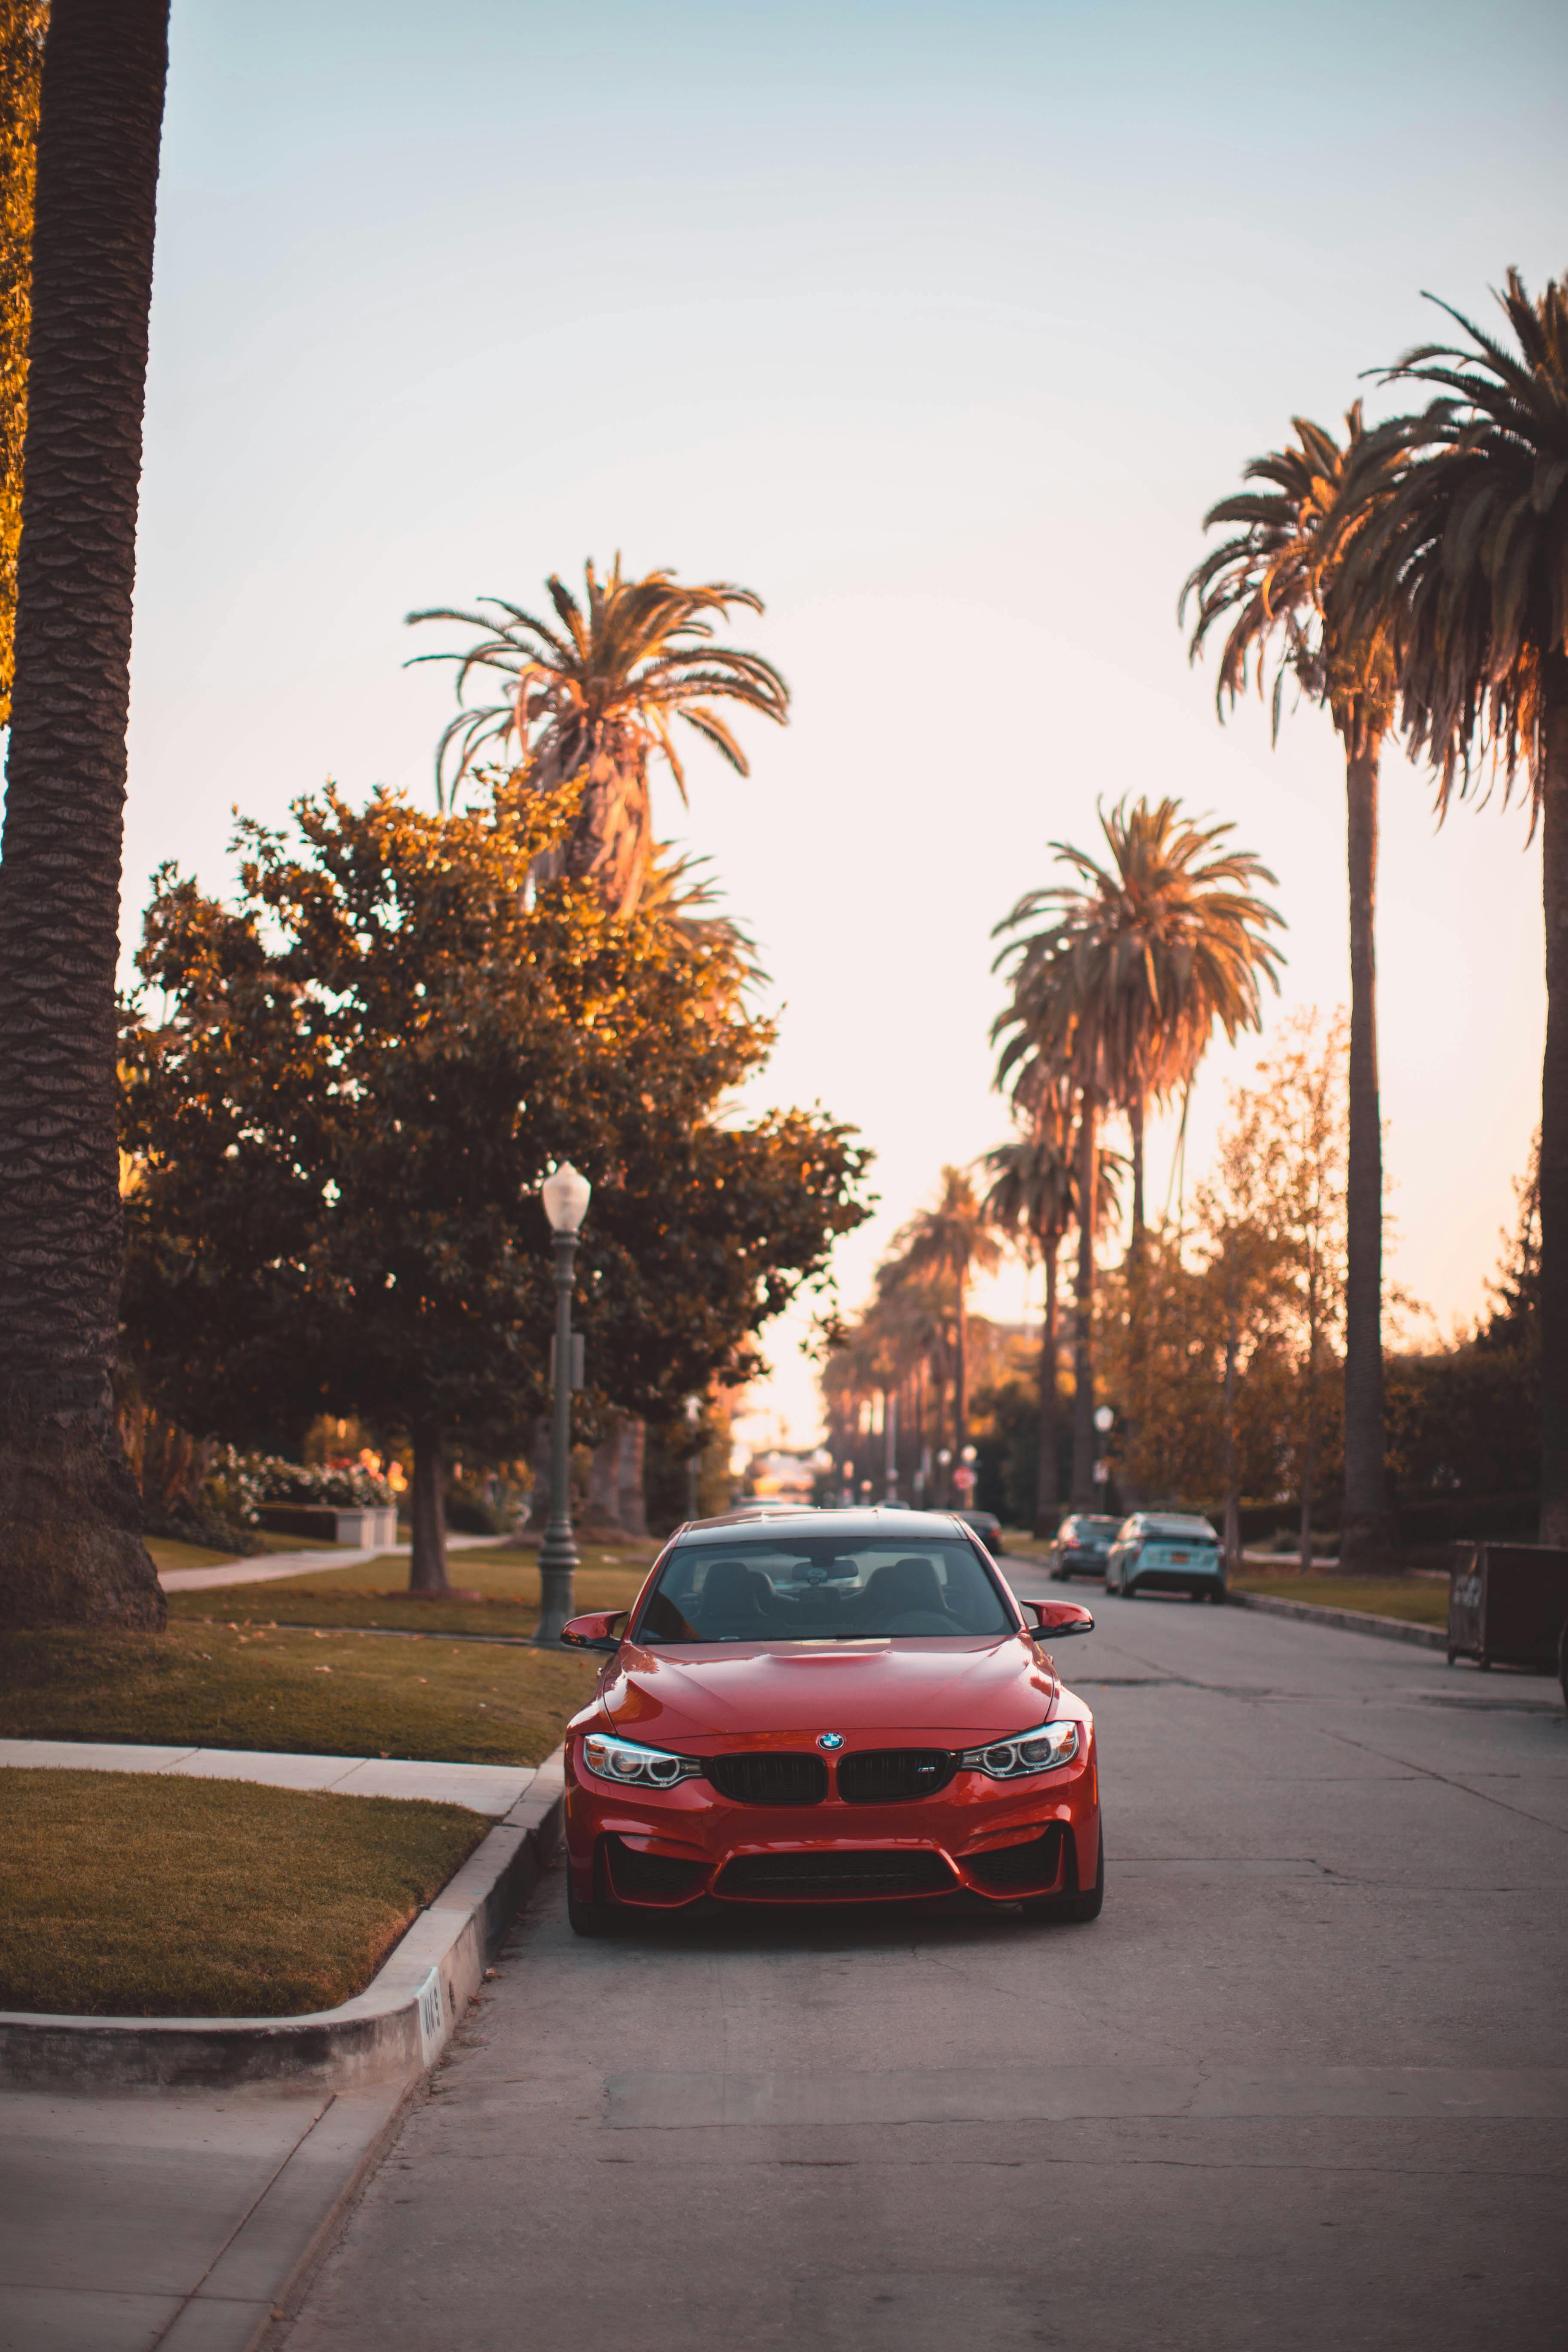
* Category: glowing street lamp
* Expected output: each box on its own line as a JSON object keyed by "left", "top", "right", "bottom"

{"left": 536, "top": 1163, "right": 591, "bottom": 1644}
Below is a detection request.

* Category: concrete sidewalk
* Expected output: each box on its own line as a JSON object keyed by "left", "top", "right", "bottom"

{"left": 158, "top": 1532, "right": 503, "bottom": 1594}
{"left": 0, "top": 1749, "right": 567, "bottom": 2347}
{"left": 0, "top": 1739, "right": 536, "bottom": 1815}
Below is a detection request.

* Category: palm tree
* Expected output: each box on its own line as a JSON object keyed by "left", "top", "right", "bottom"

{"left": 0, "top": 0, "right": 46, "bottom": 728}
{"left": 985, "top": 1081, "right": 1124, "bottom": 1535}
{"left": 891, "top": 1167, "right": 1001, "bottom": 1497}
{"left": 993, "top": 798, "right": 1284, "bottom": 1502}
{"left": 1181, "top": 413, "right": 1397, "bottom": 1570}
{"left": 1336, "top": 269, "right": 1568, "bottom": 1542}
{"left": 0, "top": 0, "right": 169, "bottom": 1630}
{"left": 408, "top": 559, "right": 789, "bottom": 916}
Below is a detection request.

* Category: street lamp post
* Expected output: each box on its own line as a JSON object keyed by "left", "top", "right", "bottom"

{"left": 684, "top": 1395, "right": 702, "bottom": 1524}
{"left": 536, "top": 1162, "right": 591, "bottom": 1645}
{"left": 1093, "top": 1403, "right": 1115, "bottom": 1497}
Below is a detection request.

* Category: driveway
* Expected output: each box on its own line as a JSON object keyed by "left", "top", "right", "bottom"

{"left": 278, "top": 1597, "right": 1568, "bottom": 2352}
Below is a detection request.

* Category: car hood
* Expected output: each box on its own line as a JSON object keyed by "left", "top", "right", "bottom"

{"left": 596, "top": 1635, "right": 1062, "bottom": 1749}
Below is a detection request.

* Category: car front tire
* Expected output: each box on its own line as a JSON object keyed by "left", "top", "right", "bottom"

{"left": 566, "top": 1854, "right": 623, "bottom": 1938}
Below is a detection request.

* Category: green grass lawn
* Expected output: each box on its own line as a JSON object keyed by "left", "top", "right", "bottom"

{"left": 0, "top": 1617, "right": 597, "bottom": 1764}
{"left": 1231, "top": 1568, "right": 1448, "bottom": 1627}
{"left": 163, "top": 1541, "right": 653, "bottom": 1639}
{"left": 0, "top": 1767, "right": 489, "bottom": 2017}
{"left": 145, "top": 1529, "right": 342, "bottom": 1571}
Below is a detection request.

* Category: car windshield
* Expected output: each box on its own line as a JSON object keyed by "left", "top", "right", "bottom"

{"left": 634, "top": 1536, "right": 1015, "bottom": 1644}
{"left": 1067, "top": 1518, "right": 1120, "bottom": 1542}
{"left": 1142, "top": 1518, "right": 1217, "bottom": 1541}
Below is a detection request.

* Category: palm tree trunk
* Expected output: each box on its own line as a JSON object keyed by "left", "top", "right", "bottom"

{"left": 0, "top": 0, "right": 168, "bottom": 1632}
{"left": 616, "top": 1418, "right": 648, "bottom": 1538}
{"left": 954, "top": 1272, "right": 968, "bottom": 1463}
{"left": 1340, "top": 739, "right": 1395, "bottom": 1571}
{"left": 586, "top": 1427, "right": 622, "bottom": 1529}
{"left": 1071, "top": 1101, "right": 1099, "bottom": 1503}
{"left": 1035, "top": 1234, "right": 1061, "bottom": 1533}
{"left": 408, "top": 1421, "right": 450, "bottom": 1595}
{"left": 1222, "top": 1253, "right": 1241, "bottom": 1572}
{"left": 1298, "top": 1318, "right": 1318, "bottom": 1574}
{"left": 1538, "top": 661, "right": 1568, "bottom": 1545}
{"left": 564, "top": 741, "right": 652, "bottom": 918}
{"left": 1128, "top": 1091, "right": 1145, "bottom": 1253}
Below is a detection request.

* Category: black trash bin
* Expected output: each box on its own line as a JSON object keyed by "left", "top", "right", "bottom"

{"left": 1447, "top": 1542, "right": 1568, "bottom": 1677}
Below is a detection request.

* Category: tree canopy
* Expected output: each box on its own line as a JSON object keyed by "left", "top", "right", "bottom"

{"left": 119, "top": 777, "right": 870, "bottom": 1567}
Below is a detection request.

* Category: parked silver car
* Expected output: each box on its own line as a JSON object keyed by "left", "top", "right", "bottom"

{"left": 1104, "top": 1513, "right": 1226, "bottom": 1603}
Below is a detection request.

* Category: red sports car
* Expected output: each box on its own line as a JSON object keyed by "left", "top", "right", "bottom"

{"left": 560, "top": 1506, "right": 1102, "bottom": 1933}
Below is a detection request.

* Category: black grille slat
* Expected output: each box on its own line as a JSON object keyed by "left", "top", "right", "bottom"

{"left": 964, "top": 1825, "right": 1066, "bottom": 1891}
{"left": 836, "top": 1748, "right": 956, "bottom": 1804}
{"left": 705, "top": 1752, "right": 828, "bottom": 1806}
{"left": 718, "top": 1849, "right": 956, "bottom": 1900}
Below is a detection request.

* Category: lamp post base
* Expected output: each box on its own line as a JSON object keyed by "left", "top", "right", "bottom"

{"left": 534, "top": 1532, "right": 580, "bottom": 1646}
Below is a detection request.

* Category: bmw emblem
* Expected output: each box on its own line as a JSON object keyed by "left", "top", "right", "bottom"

{"left": 816, "top": 1732, "right": 845, "bottom": 1752}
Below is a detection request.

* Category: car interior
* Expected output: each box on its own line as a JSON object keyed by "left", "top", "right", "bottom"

{"left": 635, "top": 1540, "right": 1014, "bottom": 1643}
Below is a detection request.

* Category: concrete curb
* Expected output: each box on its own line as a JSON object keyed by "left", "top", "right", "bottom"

{"left": 0, "top": 1746, "right": 565, "bottom": 2094}
{"left": 1228, "top": 1589, "right": 1447, "bottom": 1650}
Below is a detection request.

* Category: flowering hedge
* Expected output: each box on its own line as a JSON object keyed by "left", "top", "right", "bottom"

{"left": 201, "top": 1450, "right": 394, "bottom": 1523}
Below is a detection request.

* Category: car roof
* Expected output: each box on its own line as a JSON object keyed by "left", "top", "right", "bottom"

{"left": 676, "top": 1505, "right": 976, "bottom": 1547}
{"left": 1135, "top": 1513, "right": 1218, "bottom": 1536}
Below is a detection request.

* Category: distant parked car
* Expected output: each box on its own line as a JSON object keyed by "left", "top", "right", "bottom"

{"left": 1105, "top": 1513, "right": 1225, "bottom": 1602}
{"left": 1049, "top": 1515, "right": 1124, "bottom": 1582}
{"left": 954, "top": 1507, "right": 1004, "bottom": 1555}
{"left": 711, "top": 1498, "right": 818, "bottom": 1523}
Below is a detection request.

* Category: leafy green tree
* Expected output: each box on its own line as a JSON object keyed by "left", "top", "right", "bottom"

{"left": 407, "top": 558, "right": 789, "bottom": 914}
{"left": 0, "top": 0, "right": 169, "bottom": 1633}
{"left": 119, "top": 778, "right": 870, "bottom": 1592}
{"left": 1182, "top": 410, "right": 1398, "bottom": 1571}
{"left": 1337, "top": 270, "right": 1568, "bottom": 1542}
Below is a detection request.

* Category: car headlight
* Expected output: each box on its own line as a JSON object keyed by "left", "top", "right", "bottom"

{"left": 580, "top": 1731, "right": 704, "bottom": 1788}
{"left": 959, "top": 1720, "right": 1079, "bottom": 1779}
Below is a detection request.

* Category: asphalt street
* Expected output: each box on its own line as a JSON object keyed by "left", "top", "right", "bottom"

{"left": 279, "top": 1594, "right": 1568, "bottom": 2352}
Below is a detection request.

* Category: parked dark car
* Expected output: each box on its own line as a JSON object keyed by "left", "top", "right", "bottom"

{"left": 1049, "top": 1514, "right": 1123, "bottom": 1582}
{"left": 956, "top": 1508, "right": 1004, "bottom": 1556}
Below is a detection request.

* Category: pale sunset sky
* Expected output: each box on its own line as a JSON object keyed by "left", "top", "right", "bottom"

{"left": 121, "top": 0, "right": 1567, "bottom": 1448}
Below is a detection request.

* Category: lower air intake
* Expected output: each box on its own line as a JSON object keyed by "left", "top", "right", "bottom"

{"left": 717, "top": 1849, "right": 956, "bottom": 1900}
{"left": 603, "top": 1838, "right": 708, "bottom": 1901}
{"left": 964, "top": 1825, "right": 1067, "bottom": 1892}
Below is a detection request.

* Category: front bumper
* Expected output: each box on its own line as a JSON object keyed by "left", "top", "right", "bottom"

{"left": 564, "top": 1725, "right": 1099, "bottom": 1911}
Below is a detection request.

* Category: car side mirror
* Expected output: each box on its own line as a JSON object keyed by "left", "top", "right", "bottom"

{"left": 1028, "top": 1599, "right": 1093, "bottom": 1638}
{"left": 561, "top": 1610, "right": 629, "bottom": 1654}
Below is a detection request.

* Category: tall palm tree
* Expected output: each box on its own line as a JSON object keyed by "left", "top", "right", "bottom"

{"left": 0, "top": 0, "right": 46, "bottom": 728}
{"left": 1181, "top": 413, "right": 1396, "bottom": 1570}
{"left": 1337, "top": 269, "right": 1568, "bottom": 1541}
{"left": 891, "top": 1167, "right": 1001, "bottom": 1496}
{"left": 985, "top": 1082, "right": 1124, "bottom": 1534}
{"left": 408, "top": 559, "right": 789, "bottom": 916}
{"left": 0, "top": 0, "right": 169, "bottom": 1630}
{"left": 993, "top": 799, "right": 1283, "bottom": 1502}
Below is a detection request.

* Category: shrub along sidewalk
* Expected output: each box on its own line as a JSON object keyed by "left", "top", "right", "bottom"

{"left": 0, "top": 1767, "right": 489, "bottom": 2017}
{"left": 0, "top": 1620, "right": 595, "bottom": 1765}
